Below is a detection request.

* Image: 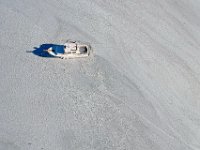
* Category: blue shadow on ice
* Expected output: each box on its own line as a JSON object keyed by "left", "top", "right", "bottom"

{"left": 30, "top": 44, "right": 63, "bottom": 58}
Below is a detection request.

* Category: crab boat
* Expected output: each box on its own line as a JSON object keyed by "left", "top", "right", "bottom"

{"left": 45, "top": 40, "right": 93, "bottom": 59}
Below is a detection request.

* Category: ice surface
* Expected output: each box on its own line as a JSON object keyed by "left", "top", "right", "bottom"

{"left": 1, "top": 0, "right": 200, "bottom": 149}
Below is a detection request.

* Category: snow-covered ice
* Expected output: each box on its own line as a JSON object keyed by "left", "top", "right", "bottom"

{"left": 1, "top": 0, "right": 200, "bottom": 149}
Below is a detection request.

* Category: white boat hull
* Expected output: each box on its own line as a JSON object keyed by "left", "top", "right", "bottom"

{"left": 46, "top": 40, "right": 93, "bottom": 59}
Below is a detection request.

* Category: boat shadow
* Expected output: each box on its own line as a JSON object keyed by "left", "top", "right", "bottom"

{"left": 28, "top": 44, "right": 62, "bottom": 58}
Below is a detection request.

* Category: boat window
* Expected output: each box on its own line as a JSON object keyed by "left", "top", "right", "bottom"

{"left": 79, "top": 46, "right": 87, "bottom": 54}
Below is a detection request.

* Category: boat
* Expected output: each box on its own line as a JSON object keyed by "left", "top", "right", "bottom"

{"left": 45, "top": 40, "right": 93, "bottom": 59}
